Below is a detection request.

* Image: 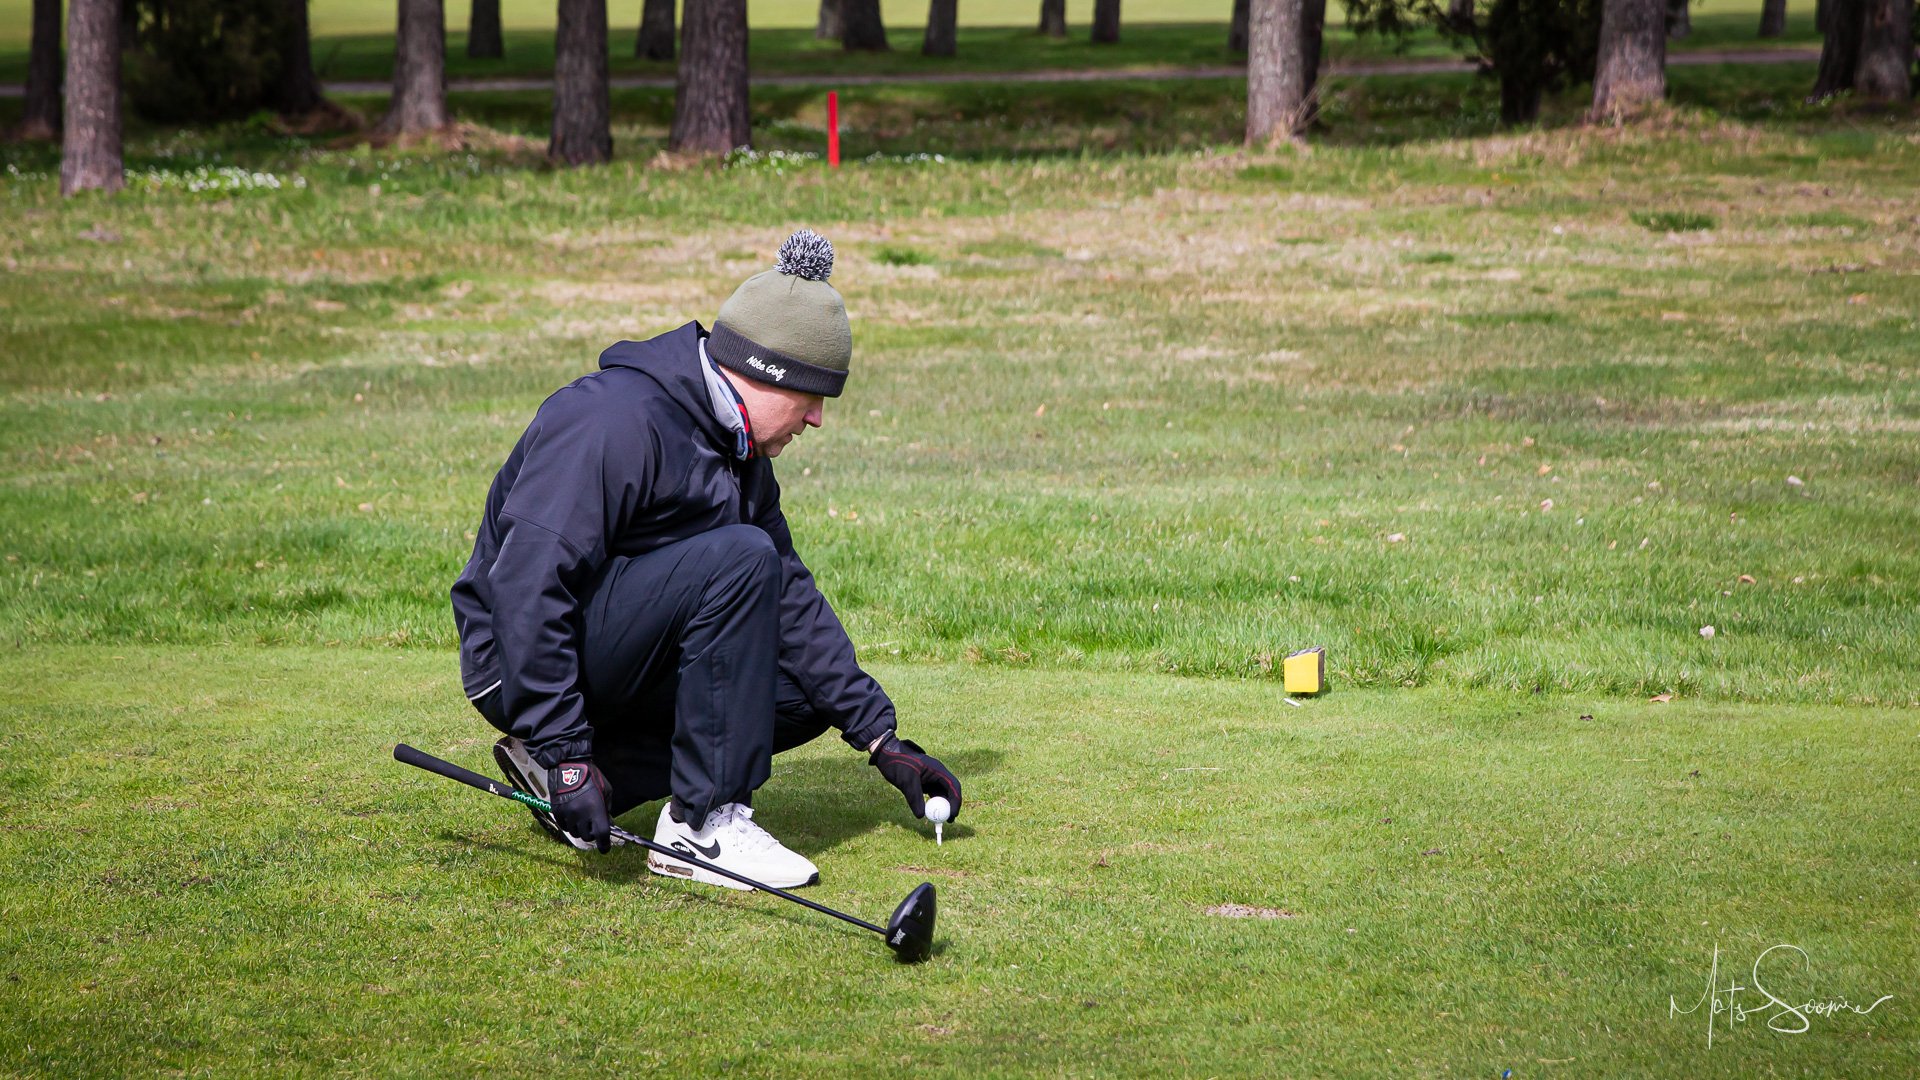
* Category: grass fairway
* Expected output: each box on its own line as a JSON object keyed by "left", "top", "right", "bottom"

{"left": 5, "top": 647, "right": 1916, "bottom": 1074}
{"left": 2, "top": 64, "right": 1918, "bottom": 1073}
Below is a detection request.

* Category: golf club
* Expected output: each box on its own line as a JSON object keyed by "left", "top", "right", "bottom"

{"left": 392, "top": 743, "right": 937, "bottom": 962}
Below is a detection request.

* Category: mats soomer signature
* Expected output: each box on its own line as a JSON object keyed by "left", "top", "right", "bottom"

{"left": 1669, "top": 944, "right": 1893, "bottom": 1049}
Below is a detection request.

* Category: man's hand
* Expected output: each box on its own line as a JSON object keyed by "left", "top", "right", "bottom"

{"left": 868, "top": 735, "right": 962, "bottom": 820}
{"left": 549, "top": 761, "right": 611, "bottom": 853}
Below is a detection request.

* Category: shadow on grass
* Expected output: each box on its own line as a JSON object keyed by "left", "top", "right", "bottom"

{"left": 0, "top": 14, "right": 1813, "bottom": 85}
{"left": 3, "top": 56, "right": 1905, "bottom": 193}
{"left": 438, "top": 825, "right": 908, "bottom": 952}
{"left": 765, "top": 745, "right": 1002, "bottom": 842}
{"left": 448, "top": 62, "right": 1888, "bottom": 163}
{"left": 475, "top": 746, "right": 998, "bottom": 962}
{"left": 432, "top": 745, "right": 1004, "bottom": 875}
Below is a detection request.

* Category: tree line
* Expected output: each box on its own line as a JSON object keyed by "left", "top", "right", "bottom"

{"left": 25, "top": 0, "right": 1918, "bottom": 195}
{"left": 1333, "top": 0, "right": 1912, "bottom": 128}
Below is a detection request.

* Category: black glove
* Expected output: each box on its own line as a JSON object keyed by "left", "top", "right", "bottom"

{"left": 549, "top": 761, "right": 611, "bottom": 853}
{"left": 869, "top": 735, "right": 962, "bottom": 820}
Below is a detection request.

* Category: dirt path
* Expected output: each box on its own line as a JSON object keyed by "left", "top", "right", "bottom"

{"left": 0, "top": 48, "right": 1821, "bottom": 99}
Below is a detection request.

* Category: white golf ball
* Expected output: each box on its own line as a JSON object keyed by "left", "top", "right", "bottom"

{"left": 924, "top": 796, "right": 952, "bottom": 824}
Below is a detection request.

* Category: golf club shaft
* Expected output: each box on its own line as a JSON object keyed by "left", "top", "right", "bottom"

{"left": 393, "top": 743, "right": 886, "bottom": 936}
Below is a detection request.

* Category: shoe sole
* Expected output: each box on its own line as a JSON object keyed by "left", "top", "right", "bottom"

{"left": 646, "top": 851, "right": 819, "bottom": 892}
{"left": 492, "top": 741, "right": 609, "bottom": 851}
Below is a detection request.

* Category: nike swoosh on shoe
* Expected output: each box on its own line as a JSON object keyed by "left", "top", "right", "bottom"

{"left": 673, "top": 838, "right": 722, "bottom": 860}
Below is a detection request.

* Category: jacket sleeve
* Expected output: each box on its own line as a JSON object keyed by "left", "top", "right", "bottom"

{"left": 486, "top": 400, "right": 626, "bottom": 768}
{"left": 752, "top": 469, "right": 897, "bottom": 751}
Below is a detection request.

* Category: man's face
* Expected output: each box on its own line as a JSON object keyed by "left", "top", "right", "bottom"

{"left": 743, "top": 382, "right": 825, "bottom": 458}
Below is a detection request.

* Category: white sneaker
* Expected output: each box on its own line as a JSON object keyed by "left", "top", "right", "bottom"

{"left": 646, "top": 802, "right": 820, "bottom": 891}
{"left": 492, "top": 737, "right": 625, "bottom": 851}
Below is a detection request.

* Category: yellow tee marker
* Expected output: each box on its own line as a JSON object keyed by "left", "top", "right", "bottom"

{"left": 1283, "top": 647, "right": 1326, "bottom": 696}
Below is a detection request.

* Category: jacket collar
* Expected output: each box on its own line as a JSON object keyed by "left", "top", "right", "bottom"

{"left": 698, "top": 336, "right": 753, "bottom": 460}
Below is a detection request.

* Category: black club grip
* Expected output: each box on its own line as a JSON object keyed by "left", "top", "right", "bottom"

{"left": 394, "top": 743, "right": 542, "bottom": 807}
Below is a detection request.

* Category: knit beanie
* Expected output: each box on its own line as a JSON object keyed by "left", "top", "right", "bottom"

{"left": 708, "top": 229, "right": 852, "bottom": 398}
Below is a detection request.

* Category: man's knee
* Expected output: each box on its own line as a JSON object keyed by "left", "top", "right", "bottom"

{"left": 696, "top": 524, "right": 780, "bottom": 586}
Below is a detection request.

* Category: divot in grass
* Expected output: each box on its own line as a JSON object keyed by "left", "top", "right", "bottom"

{"left": 1205, "top": 904, "right": 1297, "bottom": 919}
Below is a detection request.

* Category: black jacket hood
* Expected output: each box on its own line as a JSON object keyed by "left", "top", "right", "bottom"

{"left": 597, "top": 320, "right": 732, "bottom": 452}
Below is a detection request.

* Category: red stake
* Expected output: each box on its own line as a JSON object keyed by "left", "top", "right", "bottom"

{"left": 827, "top": 91, "right": 841, "bottom": 169}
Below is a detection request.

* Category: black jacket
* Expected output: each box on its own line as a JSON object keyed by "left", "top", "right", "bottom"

{"left": 450, "top": 321, "right": 894, "bottom": 765}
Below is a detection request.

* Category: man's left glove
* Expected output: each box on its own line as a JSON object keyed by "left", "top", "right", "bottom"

{"left": 549, "top": 760, "right": 611, "bottom": 853}
{"left": 869, "top": 735, "right": 962, "bottom": 820}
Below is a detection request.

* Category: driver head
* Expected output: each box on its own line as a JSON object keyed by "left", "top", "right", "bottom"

{"left": 885, "top": 882, "right": 937, "bottom": 962}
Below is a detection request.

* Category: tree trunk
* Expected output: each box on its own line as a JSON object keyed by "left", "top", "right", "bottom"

{"left": 1757, "top": 0, "right": 1787, "bottom": 36}
{"left": 385, "top": 0, "right": 450, "bottom": 133}
{"left": 1809, "top": 0, "right": 1862, "bottom": 97}
{"left": 923, "top": 0, "right": 958, "bottom": 55}
{"left": 817, "top": 0, "right": 843, "bottom": 40}
{"left": 275, "top": 0, "right": 328, "bottom": 115}
{"left": 1246, "top": 0, "right": 1307, "bottom": 144}
{"left": 470, "top": 0, "right": 504, "bottom": 58}
{"left": 1038, "top": 0, "right": 1066, "bottom": 37}
{"left": 1092, "top": 0, "right": 1121, "bottom": 43}
{"left": 61, "top": 0, "right": 122, "bottom": 195}
{"left": 21, "top": 0, "right": 62, "bottom": 139}
{"left": 841, "top": 0, "right": 889, "bottom": 49}
{"left": 1500, "top": 69, "right": 1544, "bottom": 122}
{"left": 1854, "top": 0, "right": 1911, "bottom": 99}
{"left": 1815, "top": 0, "right": 1827, "bottom": 32}
{"left": 671, "top": 0, "right": 749, "bottom": 153}
{"left": 1591, "top": 0, "right": 1667, "bottom": 119}
{"left": 637, "top": 0, "right": 676, "bottom": 59}
{"left": 551, "top": 0, "right": 611, "bottom": 163}
{"left": 1299, "top": 0, "right": 1326, "bottom": 123}
{"left": 1230, "top": 0, "right": 1249, "bottom": 52}
{"left": 1446, "top": 0, "right": 1475, "bottom": 33}
{"left": 1665, "top": 0, "right": 1690, "bottom": 38}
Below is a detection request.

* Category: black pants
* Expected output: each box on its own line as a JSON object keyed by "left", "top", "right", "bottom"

{"left": 474, "top": 524, "right": 831, "bottom": 823}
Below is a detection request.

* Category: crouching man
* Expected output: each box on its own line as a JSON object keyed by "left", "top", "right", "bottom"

{"left": 450, "top": 230, "right": 960, "bottom": 889}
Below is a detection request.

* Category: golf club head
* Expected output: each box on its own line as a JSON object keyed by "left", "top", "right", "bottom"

{"left": 884, "top": 882, "right": 937, "bottom": 962}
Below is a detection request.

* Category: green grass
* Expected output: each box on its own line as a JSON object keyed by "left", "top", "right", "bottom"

{"left": 2, "top": 67, "right": 1917, "bottom": 1074}
{"left": 3, "top": 648, "right": 1915, "bottom": 1074}
{"left": 1630, "top": 209, "right": 1719, "bottom": 232}
{"left": 2, "top": 63, "right": 1914, "bottom": 704}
